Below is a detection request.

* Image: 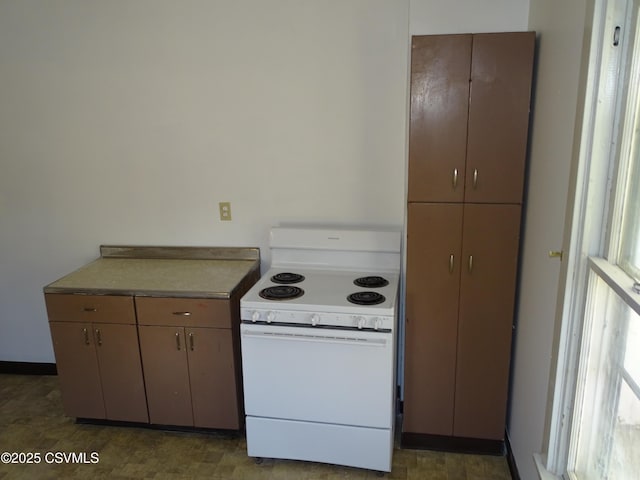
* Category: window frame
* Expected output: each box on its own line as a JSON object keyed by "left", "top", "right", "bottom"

{"left": 539, "top": 0, "right": 640, "bottom": 478}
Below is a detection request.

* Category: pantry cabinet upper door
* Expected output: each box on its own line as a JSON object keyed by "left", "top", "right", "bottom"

{"left": 465, "top": 32, "right": 535, "bottom": 204}
{"left": 408, "top": 34, "right": 471, "bottom": 203}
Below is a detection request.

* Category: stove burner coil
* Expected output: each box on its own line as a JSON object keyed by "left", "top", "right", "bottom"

{"left": 270, "top": 272, "right": 305, "bottom": 284}
{"left": 353, "top": 276, "right": 389, "bottom": 288}
{"left": 347, "top": 291, "right": 386, "bottom": 305}
{"left": 259, "top": 285, "right": 304, "bottom": 301}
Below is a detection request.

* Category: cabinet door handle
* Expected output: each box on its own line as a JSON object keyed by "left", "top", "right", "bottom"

{"left": 83, "top": 328, "right": 90, "bottom": 345}
{"left": 472, "top": 168, "right": 478, "bottom": 189}
{"left": 172, "top": 311, "right": 191, "bottom": 316}
{"left": 83, "top": 307, "right": 97, "bottom": 312}
{"left": 452, "top": 168, "right": 458, "bottom": 190}
{"left": 189, "top": 332, "right": 195, "bottom": 351}
{"left": 95, "top": 328, "right": 102, "bottom": 346}
{"left": 449, "top": 254, "right": 455, "bottom": 273}
{"left": 468, "top": 255, "right": 474, "bottom": 273}
{"left": 175, "top": 332, "right": 181, "bottom": 350}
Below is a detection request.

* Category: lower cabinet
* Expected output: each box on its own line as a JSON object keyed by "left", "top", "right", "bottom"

{"left": 46, "top": 293, "right": 242, "bottom": 430}
{"left": 46, "top": 294, "right": 148, "bottom": 422}
{"left": 403, "top": 203, "right": 521, "bottom": 442}
{"left": 136, "top": 297, "right": 241, "bottom": 429}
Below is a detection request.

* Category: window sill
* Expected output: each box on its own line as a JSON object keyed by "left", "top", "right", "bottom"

{"left": 534, "top": 454, "right": 562, "bottom": 480}
{"left": 588, "top": 257, "right": 640, "bottom": 316}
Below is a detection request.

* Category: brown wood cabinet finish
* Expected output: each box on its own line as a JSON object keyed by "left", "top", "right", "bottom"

{"left": 404, "top": 31, "right": 534, "bottom": 447}
{"left": 465, "top": 33, "right": 535, "bottom": 204}
{"left": 46, "top": 294, "right": 148, "bottom": 423}
{"left": 137, "top": 297, "right": 241, "bottom": 429}
{"left": 138, "top": 325, "right": 194, "bottom": 426}
{"left": 49, "top": 322, "right": 105, "bottom": 419}
{"left": 408, "top": 35, "right": 471, "bottom": 203}
{"left": 407, "top": 32, "right": 534, "bottom": 205}
{"left": 404, "top": 203, "right": 463, "bottom": 435}
{"left": 454, "top": 204, "right": 521, "bottom": 439}
{"left": 135, "top": 297, "right": 231, "bottom": 328}
{"left": 45, "top": 294, "right": 136, "bottom": 324}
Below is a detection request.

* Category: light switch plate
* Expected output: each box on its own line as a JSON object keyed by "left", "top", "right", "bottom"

{"left": 219, "top": 202, "right": 232, "bottom": 221}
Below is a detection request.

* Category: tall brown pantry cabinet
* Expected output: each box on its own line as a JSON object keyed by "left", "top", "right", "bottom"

{"left": 403, "top": 32, "right": 535, "bottom": 451}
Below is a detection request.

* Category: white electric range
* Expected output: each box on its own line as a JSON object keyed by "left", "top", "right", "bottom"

{"left": 240, "top": 226, "right": 401, "bottom": 473}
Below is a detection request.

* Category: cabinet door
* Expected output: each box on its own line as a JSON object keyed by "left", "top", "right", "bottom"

{"left": 49, "top": 322, "right": 105, "bottom": 419}
{"left": 408, "top": 35, "right": 472, "bottom": 203}
{"left": 138, "top": 326, "right": 193, "bottom": 426}
{"left": 465, "top": 32, "right": 535, "bottom": 203}
{"left": 93, "top": 323, "right": 148, "bottom": 423}
{"left": 454, "top": 204, "right": 521, "bottom": 439}
{"left": 404, "top": 203, "right": 463, "bottom": 435}
{"left": 186, "top": 327, "right": 239, "bottom": 429}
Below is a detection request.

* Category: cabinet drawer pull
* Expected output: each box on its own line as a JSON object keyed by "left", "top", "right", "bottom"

{"left": 172, "top": 311, "right": 192, "bottom": 316}
{"left": 468, "top": 255, "right": 474, "bottom": 273}
{"left": 175, "top": 332, "right": 181, "bottom": 350}
{"left": 83, "top": 307, "right": 97, "bottom": 312}
{"left": 83, "top": 328, "right": 90, "bottom": 345}
{"left": 449, "top": 254, "right": 455, "bottom": 273}
{"left": 472, "top": 168, "right": 478, "bottom": 189}
{"left": 95, "top": 328, "right": 102, "bottom": 346}
{"left": 452, "top": 168, "right": 458, "bottom": 189}
{"left": 189, "top": 332, "right": 195, "bottom": 351}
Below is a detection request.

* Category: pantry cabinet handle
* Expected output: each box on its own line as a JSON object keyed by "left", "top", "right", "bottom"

{"left": 95, "top": 328, "right": 102, "bottom": 346}
{"left": 452, "top": 168, "right": 458, "bottom": 189}
{"left": 83, "top": 328, "right": 90, "bottom": 345}
{"left": 175, "top": 332, "right": 181, "bottom": 350}
{"left": 83, "top": 307, "right": 97, "bottom": 312}
{"left": 449, "top": 254, "right": 455, "bottom": 273}
{"left": 473, "top": 168, "right": 478, "bottom": 189}
{"left": 172, "top": 311, "right": 191, "bottom": 316}
{"left": 189, "top": 332, "right": 194, "bottom": 351}
{"left": 468, "top": 255, "right": 474, "bottom": 273}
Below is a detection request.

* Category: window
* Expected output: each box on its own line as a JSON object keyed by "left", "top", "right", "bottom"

{"left": 570, "top": 270, "right": 640, "bottom": 479}
{"left": 561, "top": 0, "right": 640, "bottom": 479}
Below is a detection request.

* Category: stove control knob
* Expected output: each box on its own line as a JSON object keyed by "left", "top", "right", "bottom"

{"left": 310, "top": 314, "right": 320, "bottom": 326}
{"left": 356, "top": 316, "right": 366, "bottom": 330}
{"left": 266, "top": 311, "right": 276, "bottom": 324}
{"left": 373, "top": 318, "right": 382, "bottom": 330}
{"left": 251, "top": 311, "right": 260, "bottom": 323}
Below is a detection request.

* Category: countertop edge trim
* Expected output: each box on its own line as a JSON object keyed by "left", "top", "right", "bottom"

{"left": 99, "top": 245, "right": 260, "bottom": 261}
{"left": 42, "top": 287, "right": 233, "bottom": 299}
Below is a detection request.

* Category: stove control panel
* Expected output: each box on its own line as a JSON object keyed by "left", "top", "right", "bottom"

{"left": 241, "top": 308, "right": 395, "bottom": 332}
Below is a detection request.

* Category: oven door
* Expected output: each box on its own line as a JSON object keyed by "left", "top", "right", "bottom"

{"left": 240, "top": 323, "right": 395, "bottom": 429}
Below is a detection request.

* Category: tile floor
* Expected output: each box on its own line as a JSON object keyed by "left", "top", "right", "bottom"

{"left": 0, "top": 374, "right": 512, "bottom": 479}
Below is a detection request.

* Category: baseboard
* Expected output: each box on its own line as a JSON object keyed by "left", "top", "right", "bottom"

{"left": 401, "top": 432, "right": 505, "bottom": 456}
{"left": 0, "top": 361, "right": 57, "bottom": 375}
{"left": 505, "top": 432, "right": 521, "bottom": 480}
{"left": 76, "top": 418, "right": 243, "bottom": 437}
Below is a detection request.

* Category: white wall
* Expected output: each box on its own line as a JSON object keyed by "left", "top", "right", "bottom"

{"left": 0, "top": 0, "right": 410, "bottom": 362}
{"left": 410, "top": 0, "right": 529, "bottom": 34}
{"left": 509, "top": 1, "right": 593, "bottom": 479}
{"left": 0, "top": 0, "right": 531, "bottom": 364}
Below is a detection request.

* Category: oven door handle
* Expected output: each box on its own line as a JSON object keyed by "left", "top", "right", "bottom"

{"left": 241, "top": 329, "right": 388, "bottom": 347}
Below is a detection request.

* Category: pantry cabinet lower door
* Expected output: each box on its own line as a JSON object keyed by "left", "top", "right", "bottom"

{"left": 138, "top": 326, "right": 193, "bottom": 426}
{"left": 454, "top": 204, "right": 521, "bottom": 440}
{"left": 404, "top": 203, "right": 464, "bottom": 436}
{"left": 187, "top": 327, "right": 239, "bottom": 429}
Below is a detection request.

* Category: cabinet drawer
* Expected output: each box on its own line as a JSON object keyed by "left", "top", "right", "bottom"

{"left": 135, "top": 297, "right": 231, "bottom": 328}
{"left": 45, "top": 294, "right": 135, "bottom": 324}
